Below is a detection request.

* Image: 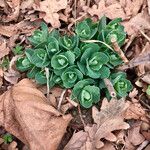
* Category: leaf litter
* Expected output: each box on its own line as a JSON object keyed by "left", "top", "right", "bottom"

{"left": 0, "top": 0, "right": 150, "bottom": 149}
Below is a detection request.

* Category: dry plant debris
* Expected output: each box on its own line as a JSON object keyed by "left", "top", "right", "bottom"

{"left": 64, "top": 98, "right": 130, "bottom": 150}
{"left": 0, "top": 79, "right": 72, "bottom": 150}
{"left": 33, "top": 0, "right": 68, "bottom": 28}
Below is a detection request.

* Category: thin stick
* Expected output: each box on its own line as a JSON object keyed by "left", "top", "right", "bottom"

{"left": 66, "top": 97, "right": 78, "bottom": 107}
{"left": 103, "top": 78, "right": 116, "bottom": 98}
{"left": 82, "top": 40, "right": 114, "bottom": 51}
{"left": 136, "top": 140, "right": 149, "bottom": 150}
{"left": 78, "top": 105, "right": 86, "bottom": 128}
{"left": 45, "top": 68, "right": 50, "bottom": 99}
{"left": 118, "top": 52, "right": 150, "bottom": 70}
{"left": 111, "top": 36, "right": 129, "bottom": 63}
{"left": 57, "top": 89, "right": 66, "bottom": 111}
{"left": 139, "top": 30, "right": 150, "bottom": 42}
{"left": 124, "top": 33, "right": 136, "bottom": 52}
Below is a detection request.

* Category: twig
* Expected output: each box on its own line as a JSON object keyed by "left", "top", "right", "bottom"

{"left": 82, "top": 40, "right": 114, "bottom": 51}
{"left": 139, "top": 99, "right": 150, "bottom": 110}
{"left": 57, "top": 89, "right": 66, "bottom": 111}
{"left": 118, "top": 52, "right": 150, "bottom": 70}
{"left": 103, "top": 78, "right": 116, "bottom": 98}
{"left": 66, "top": 97, "right": 78, "bottom": 107}
{"left": 111, "top": 36, "right": 129, "bottom": 63}
{"left": 124, "top": 33, "right": 136, "bottom": 52}
{"left": 136, "top": 140, "right": 149, "bottom": 150}
{"left": 45, "top": 68, "right": 50, "bottom": 99}
{"left": 78, "top": 105, "right": 86, "bottom": 128}
{"left": 139, "top": 30, "right": 150, "bottom": 42}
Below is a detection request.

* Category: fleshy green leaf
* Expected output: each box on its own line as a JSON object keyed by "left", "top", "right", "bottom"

{"left": 61, "top": 66, "right": 83, "bottom": 88}
{"left": 16, "top": 57, "right": 32, "bottom": 72}
{"left": 75, "top": 18, "right": 97, "bottom": 40}
{"left": 59, "top": 35, "right": 79, "bottom": 50}
{"left": 35, "top": 71, "right": 47, "bottom": 84}
{"left": 46, "top": 37, "right": 60, "bottom": 57}
{"left": 31, "top": 49, "right": 50, "bottom": 67}
{"left": 28, "top": 22, "right": 49, "bottom": 48}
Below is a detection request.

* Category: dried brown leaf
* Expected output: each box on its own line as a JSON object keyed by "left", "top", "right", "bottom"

{"left": 120, "top": 0, "right": 144, "bottom": 17}
{"left": 0, "top": 40, "right": 10, "bottom": 59}
{"left": 4, "top": 56, "right": 21, "bottom": 84}
{"left": 128, "top": 122, "right": 145, "bottom": 146}
{"left": 129, "top": 88, "right": 138, "bottom": 99}
{"left": 0, "top": 0, "right": 5, "bottom": 7}
{"left": 142, "top": 131, "right": 150, "bottom": 141}
{"left": 64, "top": 98, "right": 130, "bottom": 149}
{"left": 124, "top": 135, "right": 135, "bottom": 150}
{"left": 8, "top": 141, "right": 18, "bottom": 150}
{"left": 122, "top": 10, "right": 150, "bottom": 35}
{"left": 4, "top": 0, "right": 20, "bottom": 22}
{"left": 99, "top": 142, "right": 115, "bottom": 150}
{"left": 20, "top": 0, "right": 34, "bottom": 10}
{"left": 64, "top": 131, "right": 88, "bottom": 150}
{"left": 125, "top": 101, "right": 146, "bottom": 120}
{"left": 0, "top": 25, "right": 17, "bottom": 37}
{"left": 84, "top": 0, "right": 126, "bottom": 20}
{"left": 0, "top": 79, "right": 72, "bottom": 150}
{"left": 33, "top": 0, "right": 67, "bottom": 28}
{"left": 90, "top": 99, "right": 129, "bottom": 149}
{"left": 141, "top": 73, "right": 150, "bottom": 84}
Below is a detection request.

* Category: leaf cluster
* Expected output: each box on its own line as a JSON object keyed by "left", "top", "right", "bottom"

{"left": 16, "top": 16, "right": 132, "bottom": 108}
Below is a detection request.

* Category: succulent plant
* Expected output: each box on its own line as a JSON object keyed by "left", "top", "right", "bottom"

{"left": 16, "top": 17, "right": 132, "bottom": 108}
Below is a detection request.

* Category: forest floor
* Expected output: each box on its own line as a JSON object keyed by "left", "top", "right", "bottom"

{"left": 0, "top": 0, "right": 150, "bottom": 150}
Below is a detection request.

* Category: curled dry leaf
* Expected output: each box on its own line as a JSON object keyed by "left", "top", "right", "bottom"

{"left": 33, "top": 0, "right": 67, "bottom": 28}
{"left": 4, "top": 56, "right": 21, "bottom": 84}
{"left": 64, "top": 131, "right": 88, "bottom": 150}
{"left": 0, "top": 40, "right": 10, "bottom": 59}
{"left": 127, "top": 122, "right": 145, "bottom": 146}
{"left": 0, "top": 79, "right": 72, "bottom": 150}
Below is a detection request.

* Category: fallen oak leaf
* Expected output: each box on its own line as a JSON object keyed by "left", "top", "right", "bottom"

{"left": 91, "top": 98, "right": 130, "bottom": 149}
{"left": 0, "top": 79, "right": 72, "bottom": 150}
{"left": 83, "top": 0, "right": 126, "bottom": 20}
{"left": 33, "top": 0, "right": 67, "bottom": 28}
{"left": 64, "top": 98, "right": 130, "bottom": 149}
